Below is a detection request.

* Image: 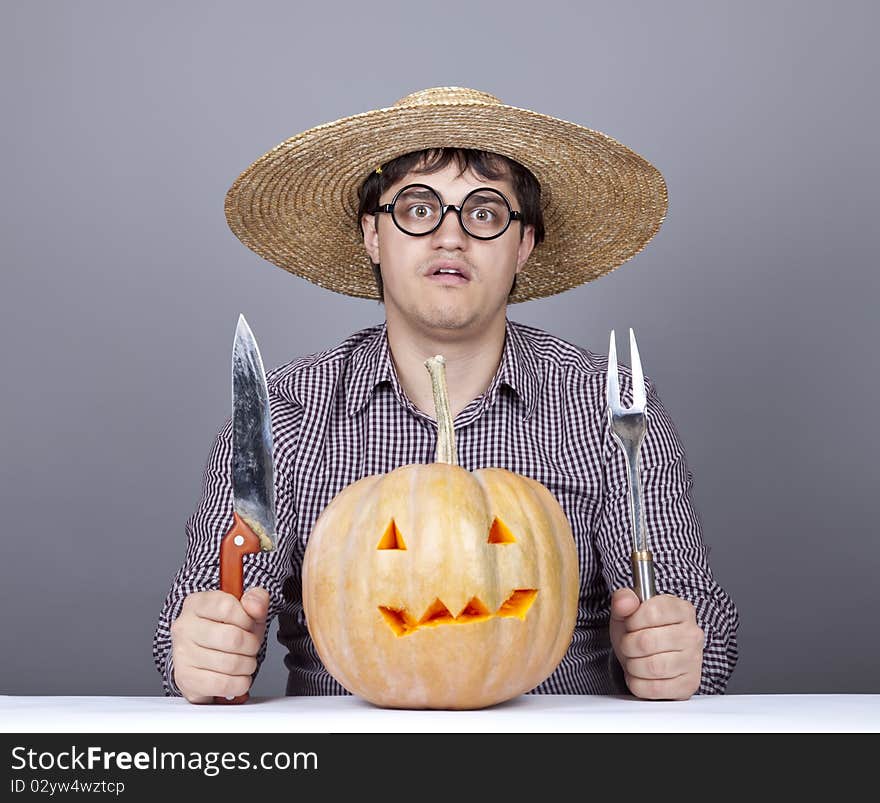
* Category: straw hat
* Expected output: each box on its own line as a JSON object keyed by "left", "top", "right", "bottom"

{"left": 224, "top": 86, "right": 668, "bottom": 303}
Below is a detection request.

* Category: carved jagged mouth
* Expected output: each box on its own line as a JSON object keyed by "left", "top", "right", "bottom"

{"left": 378, "top": 590, "right": 538, "bottom": 637}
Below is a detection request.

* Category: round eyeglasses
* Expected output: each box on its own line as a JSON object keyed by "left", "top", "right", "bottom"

{"left": 373, "top": 184, "right": 523, "bottom": 240}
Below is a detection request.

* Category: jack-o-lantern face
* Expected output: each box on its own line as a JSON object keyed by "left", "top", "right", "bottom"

{"left": 375, "top": 517, "right": 538, "bottom": 636}
{"left": 302, "top": 354, "right": 579, "bottom": 710}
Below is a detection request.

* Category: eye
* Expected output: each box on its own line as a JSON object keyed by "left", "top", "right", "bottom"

{"left": 488, "top": 517, "right": 516, "bottom": 544}
{"left": 470, "top": 207, "right": 495, "bottom": 222}
{"left": 400, "top": 201, "right": 438, "bottom": 220}
{"left": 377, "top": 519, "right": 406, "bottom": 550}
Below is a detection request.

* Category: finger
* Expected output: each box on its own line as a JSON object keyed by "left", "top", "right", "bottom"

{"left": 187, "top": 591, "right": 254, "bottom": 630}
{"left": 188, "top": 647, "right": 258, "bottom": 678}
{"left": 624, "top": 594, "right": 695, "bottom": 632}
{"left": 241, "top": 587, "right": 270, "bottom": 628}
{"left": 617, "top": 621, "right": 703, "bottom": 659}
{"left": 176, "top": 666, "right": 253, "bottom": 701}
{"left": 625, "top": 672, "right": 700, "bottom": 701}
{"left": 624, "top": 650, "right": 692, "bottom": 681}
{"left": 191, "top": 621, "right": 263, "bottom": 657}
{"left": 609, "top": 587, "right": 641, "bottom": 622}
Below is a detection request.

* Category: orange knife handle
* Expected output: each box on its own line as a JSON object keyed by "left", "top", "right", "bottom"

{"left": 214, "top": 510, "right": 262, "bottom": 705}
{"left": 219, "top": 511, "right": 262, "bottom": 598}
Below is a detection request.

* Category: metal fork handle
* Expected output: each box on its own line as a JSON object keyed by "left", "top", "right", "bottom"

{"left": 621, "top": 439, "right": 656, "bottom": 602}
{"left": 620, "top": 438, "right": 647, "bottom": 552}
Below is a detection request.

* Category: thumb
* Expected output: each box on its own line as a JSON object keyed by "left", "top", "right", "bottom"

{"left": 241, "top": 586, "right": 270, "bottom": 627}
{"left": 609, "top": 587, "right": 641, "bottom": 623}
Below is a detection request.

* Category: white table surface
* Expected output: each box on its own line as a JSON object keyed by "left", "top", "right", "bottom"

{"left": 1, "top": 694, "right": 878, "bottom": 733}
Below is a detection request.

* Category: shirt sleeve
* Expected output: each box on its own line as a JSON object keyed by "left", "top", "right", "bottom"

{"left": 151, "top": 388, "right": 299, "bottom": 697}
{"left": 595, "top": 372, "right": 740, "bottom": 694}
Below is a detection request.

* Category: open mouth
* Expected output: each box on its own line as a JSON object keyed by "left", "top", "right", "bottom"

{"left": 428, "top": 267, "right": 470, "bottom": 284}
{"left": 378, "top": 590, "right": 538, "bottom": 636}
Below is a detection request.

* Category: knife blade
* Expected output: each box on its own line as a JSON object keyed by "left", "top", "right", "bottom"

{"left": 215, "top": 314, "right": 277, "bottom": 705}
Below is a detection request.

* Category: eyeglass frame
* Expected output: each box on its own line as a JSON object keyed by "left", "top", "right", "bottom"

{"left": 371, "top": 183, "right": 524, "bottom": 241}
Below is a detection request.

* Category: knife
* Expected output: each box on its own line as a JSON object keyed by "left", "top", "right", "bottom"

{"left": 214, "top": 314, "right": 277, "bottom": 705}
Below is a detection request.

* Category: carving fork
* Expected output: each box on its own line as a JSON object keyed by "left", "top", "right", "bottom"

{"left": 606, "top": 328, "right": 656, "bottom": 602}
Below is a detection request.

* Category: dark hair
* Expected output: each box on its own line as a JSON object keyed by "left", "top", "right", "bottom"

{"left": 357, "top": 148, "right": 544, "bottom": 303}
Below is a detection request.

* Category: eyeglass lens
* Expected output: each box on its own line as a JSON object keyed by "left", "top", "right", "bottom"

{"left": 391, "top": 185, "right": 512, "bottom": 238}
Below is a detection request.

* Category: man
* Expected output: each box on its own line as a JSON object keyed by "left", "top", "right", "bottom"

{"left": 153, "top": 87, "right": 739, "bottom": 704}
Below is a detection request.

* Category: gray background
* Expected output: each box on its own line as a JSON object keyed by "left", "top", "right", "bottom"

{"left": 1, "top": 0, "right": 877, "bottom": 697}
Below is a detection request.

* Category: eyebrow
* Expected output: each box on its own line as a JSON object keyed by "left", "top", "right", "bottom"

{"left": 466, "top": 192, "right": 507, "bottom": 205}
{"left": 397, "top": 187, "right": 510, "bottom": 206}
{"left": 399, "top": 188, "right": 438, "bottom": 201}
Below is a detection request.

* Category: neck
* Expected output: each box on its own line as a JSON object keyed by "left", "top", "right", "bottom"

{"left": 385, "top": 310, "right": 508, "bottom": 421}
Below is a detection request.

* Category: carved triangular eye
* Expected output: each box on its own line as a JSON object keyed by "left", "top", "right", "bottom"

{"left": 487, "top": 517, "right": 516, "bottom": 544}
{"left": 377, "top": 519, "right": 407, "bottom": 550}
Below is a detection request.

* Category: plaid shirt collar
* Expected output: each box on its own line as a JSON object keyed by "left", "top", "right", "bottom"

{"left": 345, "top": 317, "right": 541, "bottom": 421}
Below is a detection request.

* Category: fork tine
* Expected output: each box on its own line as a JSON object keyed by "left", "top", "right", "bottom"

{"left": 607, "top": 329, "right": 621, "bottom": 411}
{"left": 629, "top": 328, "right": 646, "bottom": 411}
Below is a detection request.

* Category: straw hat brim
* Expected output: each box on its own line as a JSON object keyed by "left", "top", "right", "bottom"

{"left": 224, "top": 93, "right": 668, "bottom": 303}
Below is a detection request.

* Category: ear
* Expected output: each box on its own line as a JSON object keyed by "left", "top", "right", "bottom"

{"left": 362, "top": 213, "right": 380, "bottom": 264}
{"left": 516, "top": 224, "right": 535, "bottom": 271}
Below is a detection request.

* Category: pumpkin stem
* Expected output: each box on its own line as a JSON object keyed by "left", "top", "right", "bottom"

{"left": 424, "top": 354, "right": 458, "bottom": 465}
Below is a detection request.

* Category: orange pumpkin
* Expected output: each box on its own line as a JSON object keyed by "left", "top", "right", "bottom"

{"left": 302, "top": 355, "right": 578, "bottom": 709}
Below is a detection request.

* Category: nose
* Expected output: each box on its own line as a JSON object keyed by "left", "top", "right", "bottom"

{"left": 430, "top": 206, "right": 468, "bottom": 250}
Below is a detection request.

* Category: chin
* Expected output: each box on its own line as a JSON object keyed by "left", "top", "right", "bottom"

{"left": 411, "top": 304, "right": 472, "bottom": 330}
{"left": 425, "top": 313, "right": 471, "bottom": 330}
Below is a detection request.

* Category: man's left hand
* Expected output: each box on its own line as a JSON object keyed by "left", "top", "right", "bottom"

{"left": 610, "top": 588, "right": 705, "bottom": 700}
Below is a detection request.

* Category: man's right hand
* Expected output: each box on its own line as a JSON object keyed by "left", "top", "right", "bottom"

{"left": 170, "top": 587, "right": 270, "bottom": 704}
